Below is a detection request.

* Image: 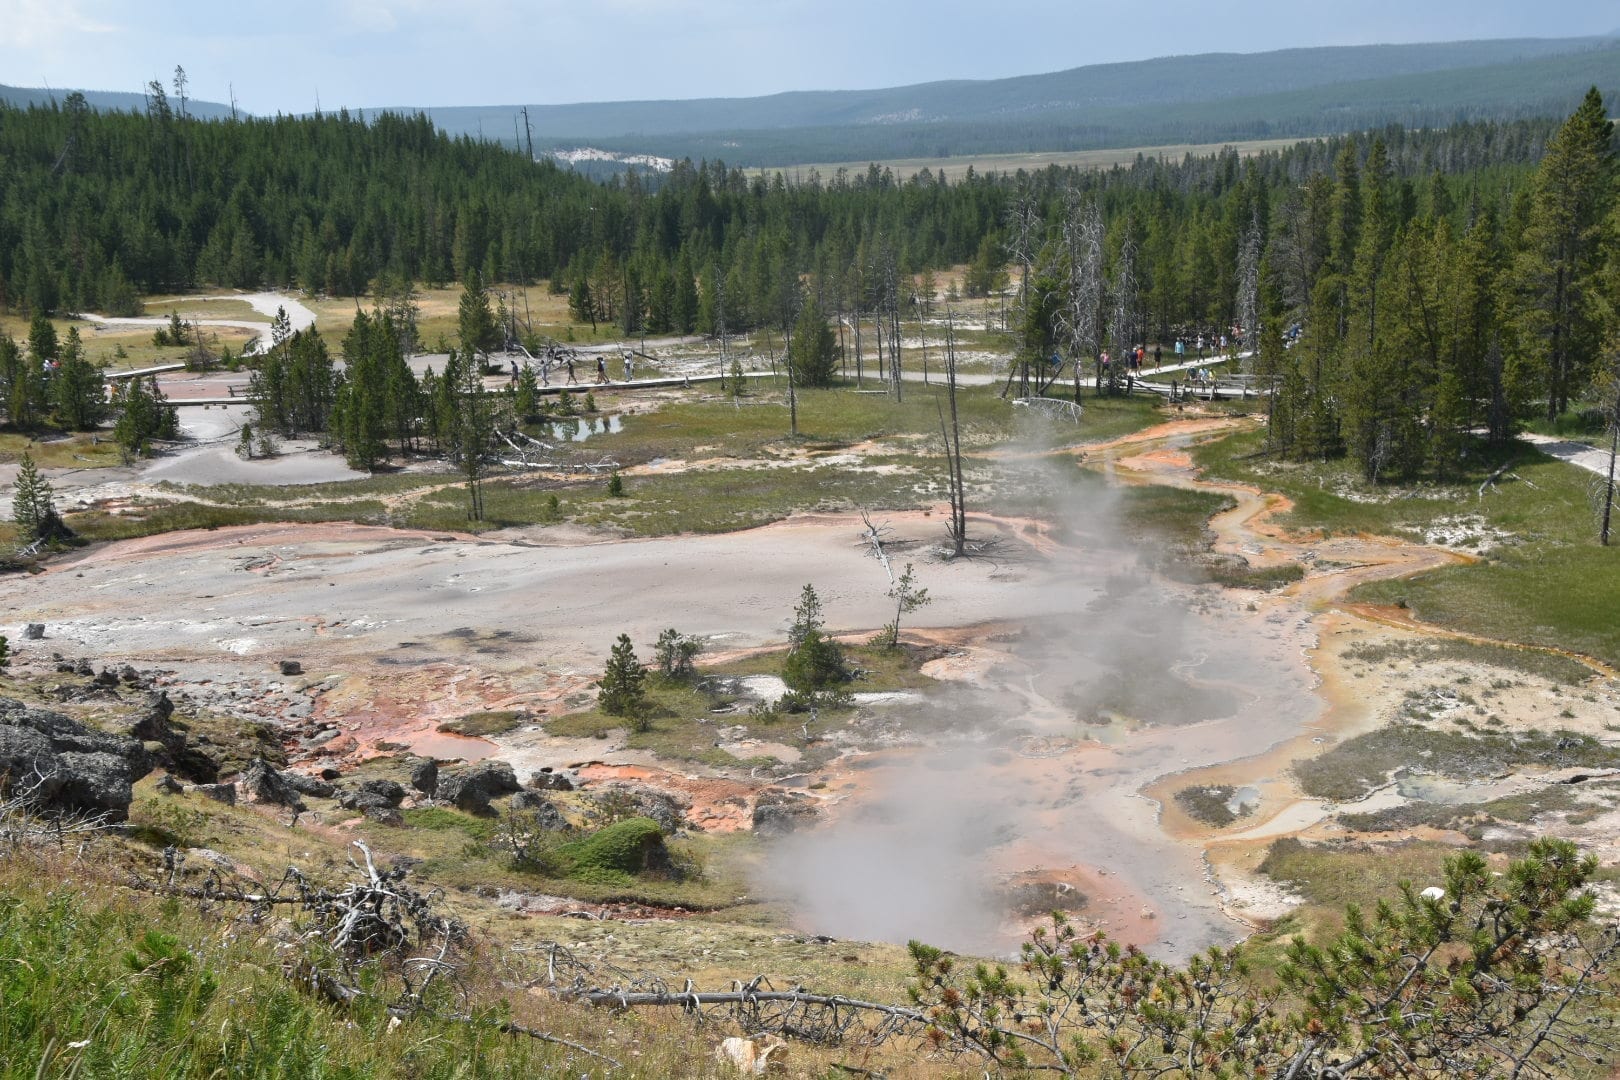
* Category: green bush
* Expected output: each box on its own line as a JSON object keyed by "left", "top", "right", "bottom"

{"left": 557, "top": 816, "right": 670, "bottom": 886}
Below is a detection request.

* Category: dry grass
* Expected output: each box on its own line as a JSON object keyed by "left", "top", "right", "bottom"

{"left": 766, "top": 136, "right": 1307, "bottom": 183}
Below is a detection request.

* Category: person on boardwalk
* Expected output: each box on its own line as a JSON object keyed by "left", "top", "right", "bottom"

{"left": 596, "top": 356, "right": 608, "bottom": 383}
{"left": 566, "top": 356, "right": 578, "bottom": 384}
{"left": 623, "top": 351, "right": 634, "bottom": 382}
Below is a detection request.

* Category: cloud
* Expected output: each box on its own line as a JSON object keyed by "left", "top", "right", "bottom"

{"left": 0, "top": 0, "right": 116, "bottom": 48}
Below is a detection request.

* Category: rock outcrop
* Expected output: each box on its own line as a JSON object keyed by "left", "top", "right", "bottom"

{"left": 0, "top": 699, "right": 152, "bottom": 821}
{"left": 750, "top": 788, "right": 822, "bottom": 837}
{"left": 437, "top": 760, "right": 521, "bottom": 816}
{"left": 238, "top": 757, "right": 306, "bottom": 812}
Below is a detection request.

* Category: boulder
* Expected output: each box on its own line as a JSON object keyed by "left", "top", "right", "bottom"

{"left": 101, "top": 692, "right": 217, "bottom": 784}
{"left": 193, "top": 782, "right": 237, "bottom": 805}
{"left": 238, "top": 757, "right": 306, "bottom": 812}
{"left": 593, "top": 784, "right": 689, "bottom": 833}
{"left": 0, "top": 698, "right": 153, "bottom": 821}
{"left": 751, "top": 789, "right": 822, "bottom": 837}
{"left": 409, "top": 760, "right": 439, "bottom": 798}
{"left": 336, "top": 787, "right": 405, "bottom": 825}
{"left": 283, "top": 772, "right": 336, "bottom": 799}
{"left": 279, "top": 660, "right": 303, "bottom": 676}
{"left": 357, "top": 778, "right": 405, "bottom": 806}
{"left": 438, "top": 760, "right": 520, "bottom": 817}
{"left": 23, "top": 623, "right": 44, "bottom": 640}
{"left": 527, "top": 767, "right": 575, "bottom": 792}
{"left": 154, "top": 774, "right": 185, "bottom": 795}
{"left": 510, "top": 790, "right": 573, "bottom": 831}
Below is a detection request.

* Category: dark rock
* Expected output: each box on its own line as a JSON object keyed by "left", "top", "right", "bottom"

{"left": 74, "top": 661, "right": 93, "bottom": 677}
{"left": 510, "top": 791, "right": 572, "bottom": 831}
{"left": 0, "top": 698, "right": 153, "bottom": 821}
{"left": 238, "top": 757, "right": 306, "bottom": 812}
{"left": 594, "top": 784, "right": 689, "bottom": 833}
{"left": 193, "top": 782, "right": 236, "bottom": 805}
{"left": 155, "top": 774, "right": 185, "bottom": 795}
{"left": 410, "top": 760, "right": 439, "bottom": 797}
{"left": 318, "top": 767, "right": 341, "bottom": 781}
{"left": 119, "top": 665, "right": 141, "bottom": 685}
{"left": 337, "top": 789, "right": 401, "bottom": 820}
{"left": 283, "top": 772, "right": 336, "bottom": 799}
{"left": 357, "top": 778, "right": 405, "bottom": 806}
{"left": 279, "top": 660, "right": 303, "bottom": 676}
{"left": 438, "top": 760, "right": 520, "bottom": 817}
{"left": 363, "top": 804, "right": 404, "bottom": 827}
{"left": 527, "top": 768, "right": 575, "bottom": 792}
{"left": 1003, "top": 879, "right": 1089, "bottom": 918}
{"left": 23, "top": 623, "right": 44, "bottom": 640}
{"left": 751, "top": 788, "right": 823, "bottom": 837}
{"left": 92, "top": 669, "right": 121, "bottom": 688}
{"left": 104, "top": 692, "right": 218, "bottom": 785}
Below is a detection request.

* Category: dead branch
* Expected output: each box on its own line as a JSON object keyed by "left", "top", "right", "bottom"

{"left": 859, "top": 508, "right": 895, "bottom": 585}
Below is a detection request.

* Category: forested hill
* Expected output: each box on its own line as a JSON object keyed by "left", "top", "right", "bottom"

{"left": 405, "top": 37, "right": 1616, "bottom": 140}
{"left": 4, "top": 35, "right": 1615, "bottom": 169}
{"left": 401, "top": 37, "right": 1620, "bottom": 164}
{"left": 0, "top": 87, "right": 1576, "bottom": 357}
{"left": 0, "top": 83, "right": 236, "bottom": 120}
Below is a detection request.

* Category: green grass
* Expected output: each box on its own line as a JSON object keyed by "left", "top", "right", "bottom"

{"left": 544, "top": 676, "right": 771, "bottom": 768}
{"left": 1195, "top": 428, "right": 1620, "bottom": 665}
{"left": 0, "top": 854, "right": 593, "bottom": 1078}
{"left": 438, "top": 710, "right": 527, "bottom": 738}
{"left": 1337, "top": 780, "right": 1616, "bottom": 834}
{"left": 712, "top": 641, "right": 941, "bottom": 693}
{"left": 0, "top": 430, "right": 127, "bottom": 469}
{"left": 52, "top": 380, "right": 1173, "bottom": 547}
{"left": 1294, "top": 726, "right": 1620, "bottom": 802}
{"left": 1341, "top": 637, "right": 1595, "bottom": 685}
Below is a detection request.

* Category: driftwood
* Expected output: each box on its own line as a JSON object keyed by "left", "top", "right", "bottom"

{"left": 561, "top": 976, "right": 928, "bottom": 1048}
{"left": 1012, "top": 395, "right": 1083, "bottom": 423}
{"left": 859, "top": 509, "right": 895, "bottom": 585}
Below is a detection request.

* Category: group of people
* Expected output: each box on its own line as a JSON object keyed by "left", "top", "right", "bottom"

{"left": 504, "top": 346, "right": 646, "bottom": 389}
{"left": 1172, "top": 326, "right": 1246, "bottom": 360}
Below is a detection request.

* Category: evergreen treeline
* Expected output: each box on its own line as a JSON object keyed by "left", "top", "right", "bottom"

{"left": 0, "top": 90, "right": 1560, "bottom": 344}
{"left": 2, "top": 91, "right": 1615, "bottom": 490}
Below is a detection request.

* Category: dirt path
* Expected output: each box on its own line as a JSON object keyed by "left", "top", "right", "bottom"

{"left": 78, "top": 292, "right": 317, "bottom": 355}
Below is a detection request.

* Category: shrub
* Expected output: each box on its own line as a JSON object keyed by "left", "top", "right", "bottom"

{"left": 557, "top": 816, "right": 670, "bottom": 885}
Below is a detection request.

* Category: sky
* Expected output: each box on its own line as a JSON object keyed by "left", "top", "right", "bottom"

{"left": 2, "top": 0, "right": 1615, "bottom": 113}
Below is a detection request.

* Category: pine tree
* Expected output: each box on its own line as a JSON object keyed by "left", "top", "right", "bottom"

{"left": 11, "top": 452, "right": 54, "bottom": 539}
{"left": 0, "top": 333, "right": 46, "bottom": 430}
{"left": 1513, "top": 88, "right": 1616, "bottom": 422}
{"left": 458, "top": 272, "right": 501, "bottom": 364}
{"left": 783, "top": 584, "right": 847, "bottom": 698}
{"left": 596, "top": 633, "right": 647, "bottom": 723}
{"left": 52, "top": 327, "right": 107, "bottom": 431}
{"left": 788, "top": 299, "right": 838, "bottom": 388}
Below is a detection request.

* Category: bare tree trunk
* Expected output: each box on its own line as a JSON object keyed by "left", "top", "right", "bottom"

{"left": 944, "top": 315, "right": 967, "bottom": 557}
{"left": 1602, "top": 409, "right": 1619, "bottom": 547}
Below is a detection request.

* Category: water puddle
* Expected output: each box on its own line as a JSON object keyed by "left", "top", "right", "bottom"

{"left": 408, "top": 730, "right": 498, "bottom": 762}
{"left": 548, "top": 415, "right": 624, "bottom": 443}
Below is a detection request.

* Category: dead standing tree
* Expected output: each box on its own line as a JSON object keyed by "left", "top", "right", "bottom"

{"left": 1596, "top": 346, "right": 1620, "bottom": 545}
{"left": 1236, "top": 209, "right": 1263, "bottom": 371}
{"left": 875, "top": 240, "right": 904, "bottom": 402}
{"left": 1055, "top": 191, "right": 1106, "bottom": 406}
{"left": 940, "top": 315, "right": 969, "bottom": 557}
{"left": 1001, "top": 186, "right": 1043, "bottom": 399}
{"left": 1105, "top": 227, "right": 1139, "bottom": 397}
